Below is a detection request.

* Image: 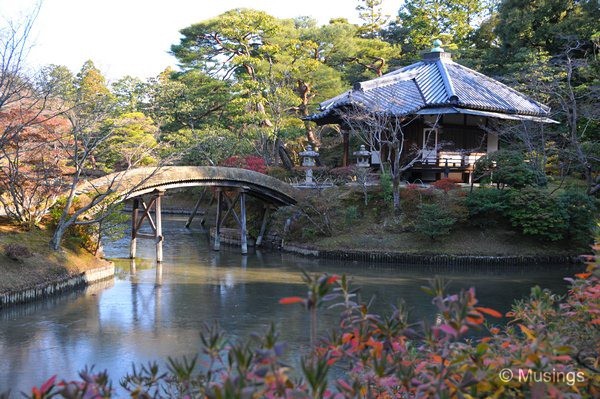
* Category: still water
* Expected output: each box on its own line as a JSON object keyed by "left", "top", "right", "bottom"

{"left": 0, "top": 215, "right": 580, "bottom": 394}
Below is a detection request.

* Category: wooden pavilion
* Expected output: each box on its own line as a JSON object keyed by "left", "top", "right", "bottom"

{"left": 305, "top": 41, "right": 557, "bottom": 182}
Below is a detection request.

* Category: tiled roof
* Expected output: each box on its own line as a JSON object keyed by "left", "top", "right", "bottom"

{"left": 307, "top": 52, "right": 551, "bottom": 123}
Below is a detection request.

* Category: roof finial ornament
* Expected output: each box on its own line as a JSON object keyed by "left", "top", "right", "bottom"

{"left": 431, "top": 39, "right": 444, "bottom": 53}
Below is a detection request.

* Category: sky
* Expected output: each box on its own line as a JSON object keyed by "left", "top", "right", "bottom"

{"left": 1, "top": 0, "right": 401, "bottom": 82}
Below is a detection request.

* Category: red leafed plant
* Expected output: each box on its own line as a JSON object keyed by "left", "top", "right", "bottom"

{"left": 220, "top": 155, "right": 267, "bottom": 174}
{"left": 432, "top": 177, "right": 462, "bottom": 192}
{"left": 0, "top": 107, "right": 70, "bottom": 228}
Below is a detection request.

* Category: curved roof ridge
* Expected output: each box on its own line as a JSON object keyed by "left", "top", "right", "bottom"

{"left": 387, "top": 60, "right": 425, "bottom": 73}
{"left": 354, "top": 68, "right": 421, "bottom": 91}
{"left": 436, "top": 59, "right": 458, "bottom": 103}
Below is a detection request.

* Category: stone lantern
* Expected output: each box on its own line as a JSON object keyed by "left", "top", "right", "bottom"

{"left": 299, "top": 145, "right": 319, "bottom": 185}
{"left": 353, "top": 145, "right": 371, "bottom": 168}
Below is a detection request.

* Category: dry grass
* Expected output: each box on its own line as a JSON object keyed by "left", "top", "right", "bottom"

{"left": 0, "top": 218, "right": 110, "bottom": 294}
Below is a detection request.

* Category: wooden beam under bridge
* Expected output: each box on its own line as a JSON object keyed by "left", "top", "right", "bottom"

{"left": 213, "top": 187, "right": 249, "bottom": 255}
{"left": 129, "top": 189, "right": 164, "bottom": 262}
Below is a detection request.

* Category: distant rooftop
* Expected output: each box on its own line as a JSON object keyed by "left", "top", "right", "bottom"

{"left": 306, "top": 42, "right": 556, "bottom": 125}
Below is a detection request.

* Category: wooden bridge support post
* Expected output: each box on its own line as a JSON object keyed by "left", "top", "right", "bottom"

{"left": 155, "top": 261, "right": 163, "bottom": 286}
{"left": 185, "top": 189, "right": 205, "bottom": 228}
{"left": 155, "top": 190, "right": 164, "bottom": 262}
{"left": 255, "top": 205, "right": 270, "bottom": 247}
{"left": 240, "top": 190, "right": 247, "bottom": 255}
{"left": 130, "top": 259, "right": 137, "bottom": 276}
{"left": 130, "top": 198, "right": 139, "bottom": 259}
{"left": 213, "top": 188, "right": 222, "bottom": 251}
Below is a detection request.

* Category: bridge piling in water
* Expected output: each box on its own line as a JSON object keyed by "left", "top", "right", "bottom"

{"left": 155, "top": 190, "right": 164, "bottom": 262}
{"left": 129, "top": 189, "right": 165, "bottom": 262}
{"left": 240, "top": 191, "right": 247, "bottom": 255}
{"left": 129, "top": 198, "right": 139, "bottom": 259}
{"left": 213, "top": 189, "right": 222, "bottom": 251}
{"left": 255, "top": 205, "right": 270, "bottom": 247}
{"left": 185, "top": 188, "right": 206, "bottom": 228}
{"left": 212, "top": 188, "right": 249, "bottom": 254}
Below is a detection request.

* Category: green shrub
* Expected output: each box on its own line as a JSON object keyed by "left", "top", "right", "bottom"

{"left": 445, "top": 190, "right": 469, "bottom": 224}
{"left": 558, "top": 190, "right": 598, "bottom": 247}
{"left": 474, "top": 150, "right": 541, "bottom": 188}
{"left": 301, "top": 227, "right": 317, "bottom": 240}
{"left": 344, "top": 205, "right": 360, "bottom": 226}
{"left": 506, "top": 187, "right": 568, "bottom": 241}
{"left": 415, "top": 203, "right": 458, "bottom": 240}
{"left": 466, "top": 187, "right": 510, "bottom": 226}
{"left": 379, "top": 171, "right": 393, "bottom": 204}
{"left": 47, "top": 197, "right": 95, "bottom": 251}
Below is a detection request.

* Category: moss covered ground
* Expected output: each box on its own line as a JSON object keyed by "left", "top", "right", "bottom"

{"left": 0, "top": 217, "right": 110, "bottom": 294}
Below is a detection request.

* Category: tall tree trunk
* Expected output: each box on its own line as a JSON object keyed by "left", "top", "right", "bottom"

{"left": 277, "top": 139, "right": 294, "bottom": 171}
{"left": 50, "top": 172, "right": 81, "bottom": 251}
{"left": 392, "top": 176, "right": 400, "bottom": 211}
{"left": 297, "top": 80, "right": 318, "bottom": 145}
{"left": 50, "top": 222, "right": 69, "bottom": 251}
{"left": 392, "top": 142, "right": 402, "bottom": 211}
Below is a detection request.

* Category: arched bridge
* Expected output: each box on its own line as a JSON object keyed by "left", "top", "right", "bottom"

{"left": 80, "top": 166, "right": 298, "bottom": 259}
{"left": 82, "top": 166, "right": 297, "bottom": 206}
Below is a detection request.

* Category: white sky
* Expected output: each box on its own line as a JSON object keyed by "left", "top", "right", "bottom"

{"left": 1, "top": 0, "right": 401, "bottom": 82}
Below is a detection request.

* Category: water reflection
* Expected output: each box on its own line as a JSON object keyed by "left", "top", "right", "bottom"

{"left": 0, "top": 215, "right": 580, "bottom": 394}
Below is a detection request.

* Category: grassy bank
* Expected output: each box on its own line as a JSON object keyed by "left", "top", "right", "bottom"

{"left": 271, "top": 185, "right": 589, "bottom": 257}
{"left": 287, "top": 224, "right": 579, "bottom": 256}
{"left": 0, "top": 218, "right": 111, "bottom": 294}
{"left": 138, "top": 188, "right": 588, "bottom": 257}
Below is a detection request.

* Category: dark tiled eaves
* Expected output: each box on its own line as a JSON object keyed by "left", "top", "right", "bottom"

{"left": 446, "top": 63, "right": 550, "bottom": 117}
{"left": 306, "top": 52, "right": 552, "bottom": 123}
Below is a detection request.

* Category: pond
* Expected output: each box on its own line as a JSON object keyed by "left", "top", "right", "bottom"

{"left": 0, "top": 215, "right": 580, "bottom": 394}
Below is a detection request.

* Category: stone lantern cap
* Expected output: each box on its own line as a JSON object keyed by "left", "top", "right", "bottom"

{"left": 353, "top": 145, "right": 371, "bottom": 157}
{"left": 353, "top": 144, "right": 371, "bottom": 167}
{"left": 299, "top": 145, "right": 319, "bottom": 167}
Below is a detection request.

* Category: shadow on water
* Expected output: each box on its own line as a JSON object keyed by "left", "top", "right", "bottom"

{"left": 0, "top": 215, "right": 582, "bottom": 394}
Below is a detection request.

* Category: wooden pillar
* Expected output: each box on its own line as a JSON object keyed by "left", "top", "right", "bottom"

{"left": 129, "top": 198, "right": 139, "bottom": 259}
{"left": 185, "top": 189, "right": 205, "bottom": 228}
{"left": 256, "top": 205, "right": 270, "bottom": 247}
{"left": 213, "top": 188, "right": 222, "bottom": 251}
{"left": 155, "top": 190, "right": 164, "bottom": 262}
{"left": 199, "top": 194, "right": 215, "bottom": 226}
{"left": 130, "top": 259, "right": 137, "bottom": 276}
{"left": 239, "top": 191, "right": 247, "bottom": 255}
{"left": 155, "top": 261, "right": 163, "bottom": 286}
{"left": 342, "top": 131, "right": 349, "bottom": 167}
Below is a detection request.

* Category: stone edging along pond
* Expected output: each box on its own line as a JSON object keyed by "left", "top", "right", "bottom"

{"left": 279, "top": 244, "right": 582, "bottom": 266}
{"left": 0, "top": 263, "right": 115, "bottom": 309}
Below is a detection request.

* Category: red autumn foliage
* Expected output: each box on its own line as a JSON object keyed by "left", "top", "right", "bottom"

{"left": 0, "top": 105, "right": 71, "bottom": 227}
{"left": 432, "top": 177, "right": 462, "bottom": 192}
{"left": 220, "top": 155, "right": 267, "bottom": 174}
